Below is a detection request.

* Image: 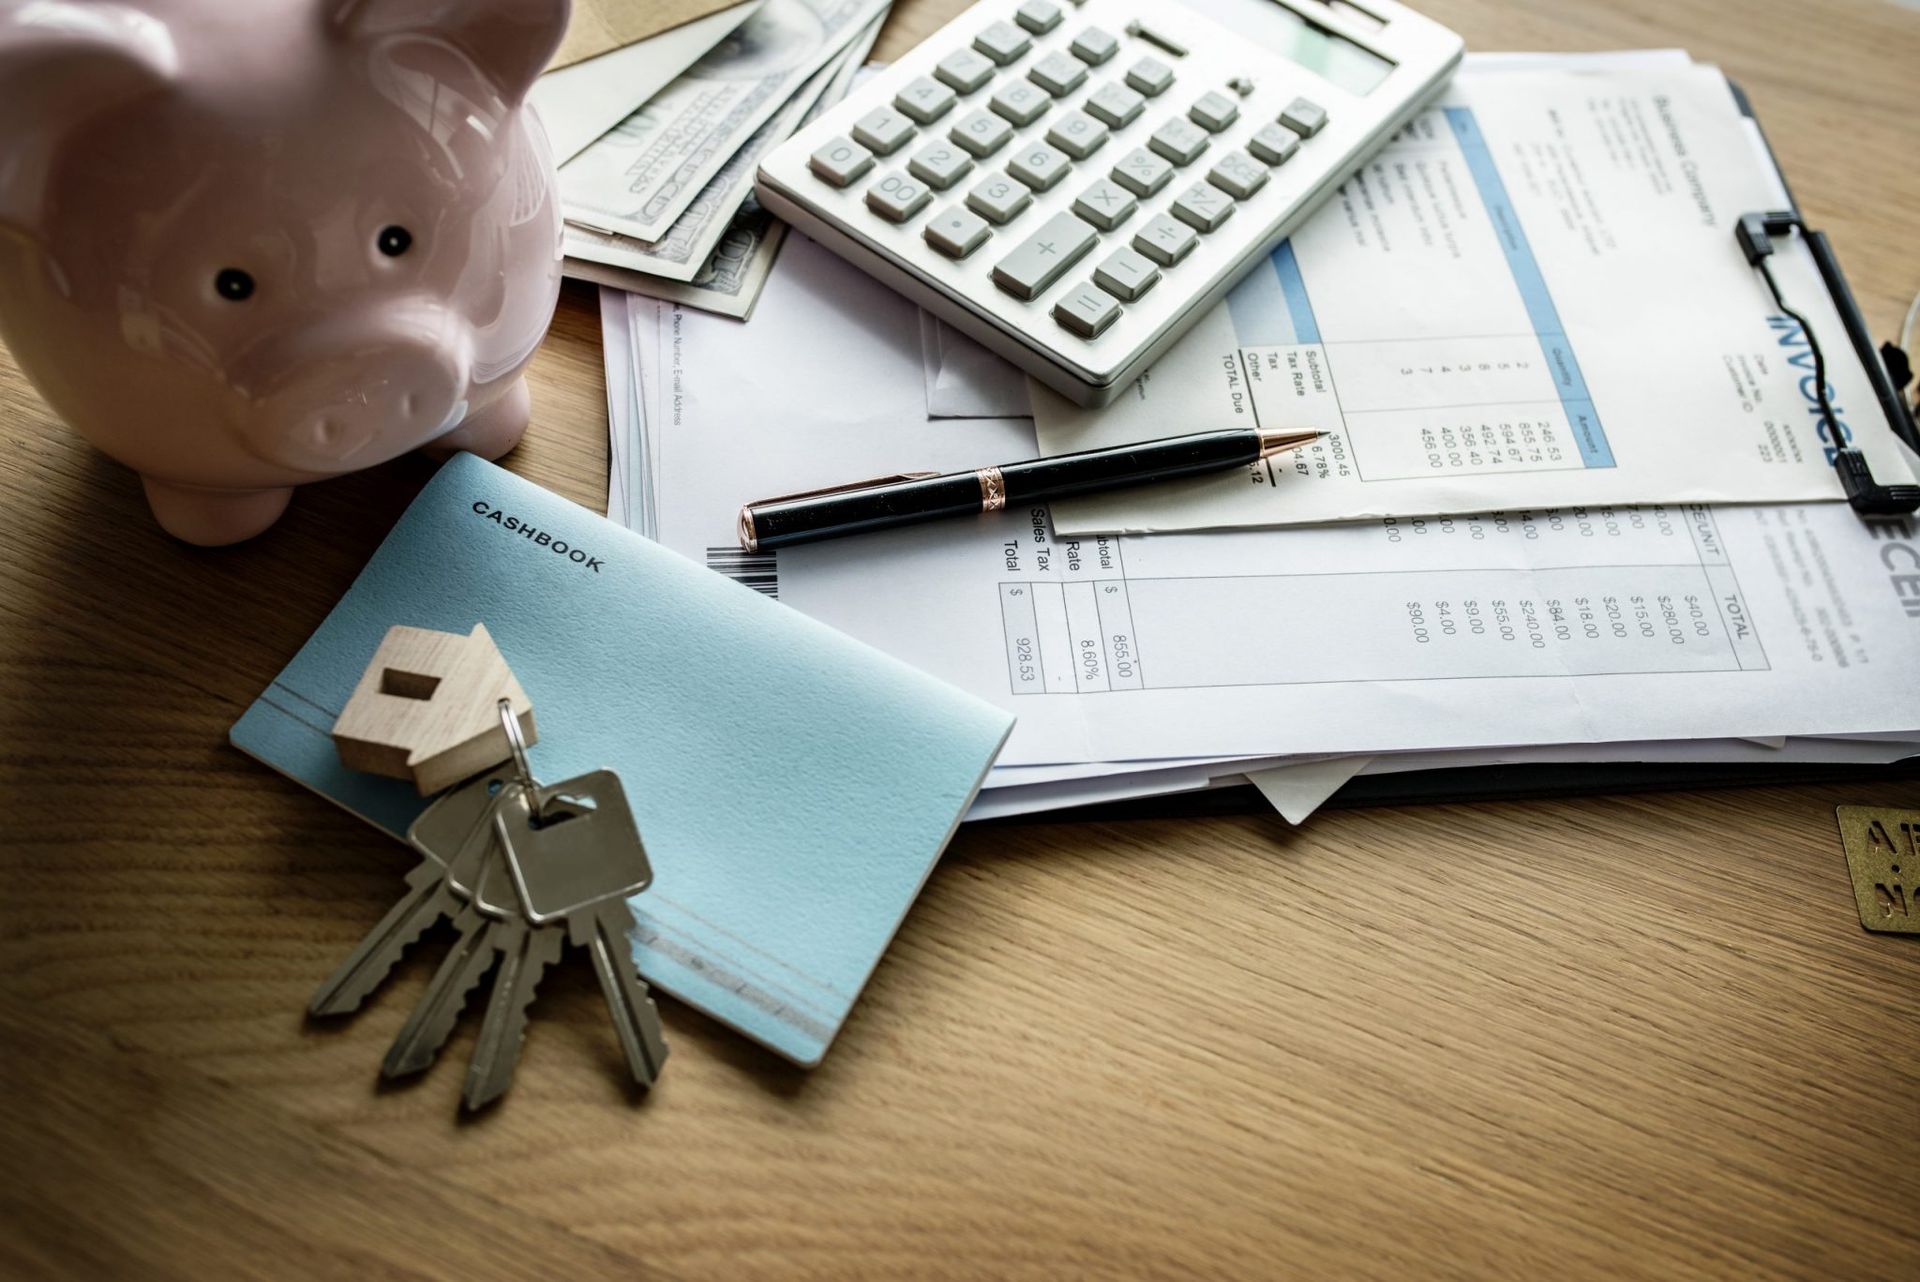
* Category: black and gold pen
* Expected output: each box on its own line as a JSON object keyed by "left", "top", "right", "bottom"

{"left": 738, "top": 427, "right": 1325, "bottom": 551}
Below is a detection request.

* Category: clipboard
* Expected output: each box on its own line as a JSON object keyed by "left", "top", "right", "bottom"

{"left": 1000, "top": 82, "right": 1920, "bottom": 824}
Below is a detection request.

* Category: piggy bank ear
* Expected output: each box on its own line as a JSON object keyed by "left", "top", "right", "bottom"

{"left": 328, "top": 0, "right": 572, "bottom": 105}
{"left": 0, "top": 2, "right": 177, "bottom": 241}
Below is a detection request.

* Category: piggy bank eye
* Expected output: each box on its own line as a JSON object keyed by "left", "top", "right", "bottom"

{"left": 377, "top": 225, "right": 413, "bottom": 257}
{"left": 214, "top": 268, "right": 255, "bottom": 302}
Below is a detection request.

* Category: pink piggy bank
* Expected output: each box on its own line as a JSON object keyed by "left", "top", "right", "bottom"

{"left": 0, "top": 0, "right": 571, "bottom": 544}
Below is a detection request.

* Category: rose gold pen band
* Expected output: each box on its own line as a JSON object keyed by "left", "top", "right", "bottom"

{"left": 976, "top": 466, "right": 1006, "bottom": 512}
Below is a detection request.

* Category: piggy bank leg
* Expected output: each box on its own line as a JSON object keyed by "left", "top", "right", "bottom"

{"left": 426, "top": 377, "right": 530, "bottom": 462}
{"left": 141, "top": 477, "right": 294, "bottom": 546}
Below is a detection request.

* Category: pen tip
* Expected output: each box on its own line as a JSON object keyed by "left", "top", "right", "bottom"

{"left": 1258, "top": 428, "right": 1327, "bottom": 458}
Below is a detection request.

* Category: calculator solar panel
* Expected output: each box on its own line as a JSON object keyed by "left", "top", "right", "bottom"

{"left": 756, "top": 0, "right": 1464, "bottom": 406}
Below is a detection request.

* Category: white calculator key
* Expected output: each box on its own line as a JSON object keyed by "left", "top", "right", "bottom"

{"left": 1015, "top": 0, "right": 1063, "bottom": 34}
{"left": 989, "top": 80, "right": 1050, "bottom": 127}
{"left": 1028, "top": 51, "right": 1088, "bottom": 97}
{"left": 809, "top": 135, "right": 873, "bottom": 188}
{"left": 1188, "top": 90, "right": 1239, "bottom": 133}
{"left": 1054, "top": 282, "right": 1121, "bottom": 337}
{"left": 925, "top": 205, "right": 992, "bottom": 258}
{"left": 991, "top": 211, "right": 1099, "bottom": 300}
{"left": 1046, "top": 110, "right": 1109, "bottom": 160}
{"left": 1206, "top": 149, "right": 1267, "bottom": 199}
{"left": 1009, "top": 140, "right": 1072, "bottom": 191}
{"left": 1071, "top": 178, "right": 1137, "bottom": 230}
{"left": 895, "top": 76, "right": 958, "bottom": 125}
{"left": 1247, "top": 122, "right": 1300, "bottom": 165}
{"left": 1170, "top": 181, "right": 1234, "bottom": 232}
{"left": 1094, "top": 246, "right": 1160, "bottom": 300}
{"left": 934, "top": 47, "right": 997, "bottom": 94}
{"left": 1070, "top": 26, "right": 1121, "bottom": 65}
{"left": 967, "top": 172, "right": 1033, "bottom": 224}
{"left": 1281, "top": 96, "right": 1329, "bottom": 137}
{"left": 973, "top": 20, "right": 1032, "bottom": 65}
{"left": 852, "top": 106, "right": 915, "bottom": 156}
{"left": 1085, "top": 82, "right": 1144, "bottom": 128}
{"left": 1147, "top": 118, "right": 1209, "bottom": 166}
{"left": 950, "top": 109, "right": 1014, "bottom": 158}
{"left": 1133, "top": 212, "right": 1197, "bottom": 266}
{"left": 909, "top": 140, "right": 975, "bottom": 190}
{"left": 1125, "top": 55, "right": 1174, "bottom": 96}
{"left": 866, "top": 170, "right": 932, "bottom": 222}
{"left": 1110, "top": 146, "right": 1173, "bottom": 197}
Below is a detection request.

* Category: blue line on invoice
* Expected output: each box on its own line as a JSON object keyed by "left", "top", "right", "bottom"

{"left": 1445, "top": 107, "right": 1614, "bottom": 468}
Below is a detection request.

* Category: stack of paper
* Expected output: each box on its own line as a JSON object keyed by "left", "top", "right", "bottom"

{"left": 544, "top": 0, "right": 891, "bottom": 320}
{"left": 598, "top": 52, "right": 1920, "bottom": 824}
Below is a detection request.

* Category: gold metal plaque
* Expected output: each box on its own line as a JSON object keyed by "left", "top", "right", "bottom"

{"left": 1834, "top": 806, "right": 1920, "bottom": 935}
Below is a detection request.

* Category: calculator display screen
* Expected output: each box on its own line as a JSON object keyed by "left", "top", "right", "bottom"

{"left": 1177, "top": 0, "right": 1397, "bottom": 95}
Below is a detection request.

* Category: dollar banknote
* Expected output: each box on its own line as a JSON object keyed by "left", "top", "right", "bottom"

{"left": 561, "top": 11, "right": 877, "bottom": 283}
{"left": 569, "top": 208, "right": 788, "bottom": 321}
{"left": 559, "top": 0, "right": 890, "bottom": 243}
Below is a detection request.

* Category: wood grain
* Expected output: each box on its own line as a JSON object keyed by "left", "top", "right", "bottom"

{"left": 4, "top": 2, "right": 1920, "bottom": 1278}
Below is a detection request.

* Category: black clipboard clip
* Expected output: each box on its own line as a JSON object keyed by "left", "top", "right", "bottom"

{"left": 1725, "top": 80, "right": 1920, "bottom": 518}
{"left": 1735, "top": 209, "right": 1920, "bottom": 519}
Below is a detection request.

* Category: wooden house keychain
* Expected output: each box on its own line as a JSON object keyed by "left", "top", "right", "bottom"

{"left": 312, "top": 623, "right": 667, "bottom": 1110}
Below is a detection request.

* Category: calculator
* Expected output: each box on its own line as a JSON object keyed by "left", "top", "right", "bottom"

{"left": 755, "top": 0, "right": 1463, "bottom": 406}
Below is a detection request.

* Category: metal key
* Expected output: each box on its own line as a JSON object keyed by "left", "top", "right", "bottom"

{"left": 309, "top": 855, "right": 459, "bottom": 1017}
{"left": 461, "top": 907, "right": 566, "bottom": 1111}
{"left": 307, "top": 769, "right": 520, "bottom": 1017}
{"left": 381, "top": 900, "right": 502, "bottom": 1079}
{"left": 492, "top": 772, "right": 669, "bottom": 1090}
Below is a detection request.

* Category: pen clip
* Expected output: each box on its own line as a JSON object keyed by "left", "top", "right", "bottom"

{"left": 738, "top": 471, "right": 942, "bottom": 552}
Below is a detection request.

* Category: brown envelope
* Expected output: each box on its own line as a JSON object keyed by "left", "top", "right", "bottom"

{"left": 553, "top": 0, "right": 741, "bottom": 70}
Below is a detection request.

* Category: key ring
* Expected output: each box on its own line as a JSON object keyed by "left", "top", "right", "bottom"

{"left": 497, "top": 698, "right": 540, "bottom": 812}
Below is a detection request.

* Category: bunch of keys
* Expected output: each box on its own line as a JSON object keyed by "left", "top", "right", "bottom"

{"left": 310, "top": 700, "right": 668, "bottom": 1110}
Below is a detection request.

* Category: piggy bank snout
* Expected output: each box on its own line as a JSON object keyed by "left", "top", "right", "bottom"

{"left": 233, "top": 304, "right": 472, "bottom": 473}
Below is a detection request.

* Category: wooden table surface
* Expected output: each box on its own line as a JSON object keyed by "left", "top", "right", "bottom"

{"left": 5, "top": 1, "right": 1919, "bottom": 1278}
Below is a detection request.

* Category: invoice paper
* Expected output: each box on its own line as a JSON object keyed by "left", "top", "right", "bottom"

{"left": 635, "top": 234, "right": 1920, "bottom": 770}
{"left": 1032, "top": 64, "right": 1913, "bottom": 533}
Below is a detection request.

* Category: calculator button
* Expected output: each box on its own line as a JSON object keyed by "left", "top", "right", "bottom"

{"left": 1170, "top": 181, "right": 1234, "bottom": 233}
{"left": 1071, "top": 178, "right": 1137, "bottom": 230}
{"left": 1247, "top": 122, "right": 1300, "bottom": 165}
{"left": 909, "top": 140, "right": 975, "bottom": 190}
{"left": 808, "top": 135, "right": 874, "bottom": 188}
{"left": 1054, "top": 282, "right": 1121, "bottom": 337}
{"left": 1085, "top": 82, "right": 1144, "bottom": 129}
{"left": 894, "top": 76, "right": 957, "bottom": 125}
{"left": 1133, "top": 213, "right": 1197, "bottom": 266}
{"left": 1070, "top": 26, "right": 1120, "bottom": 65}
{"left": 866, "top": 170, "right": 932, "bottom": 222}
{"left": 934, "top": 47, "right": 996, "bottom": 95}
{"left": 1014, "top": 0, "right": 1062, "bottom": 35}
{"left": 1028, "top": 51, "right": 1088, "bottom": 97}
{"left": 1280, "top": 96, "right": 1329, "bottom": 137}
{"left": 1206, "top": 149, "right": 1267, "bottom": 199}
{"left": 1125, "top": 56, "right": 1174, "bottom": 96}
{"left": 1188, "top": 91, "right": 1239, "bottom": 133}
{"left": 1045, "top": 110, "right": 1109, "bottom": 160}
{"left": 852, "top": 106, "right": 915, "bottom": 156}
{"left": 925, "top": 205, "right": 992, "bottom": 259}
{"left": 974, "top": 21, "right": 1032, "bottom": 66}
{"left": 1094, "top": 247, "right": 1160, "bottom": 301}
{"left": 989, "top": 80, "right": 1050, "bottom": 127}
{"left": 1008, "top": 141, "right": 1072, "bottom": 191}
{"left": 1110, "top": 146, "right": 1173, "bottom": 197}
{"left": 1147, "top": 118, "right": 1209, "bottom": 166}
{"left": 991, "top": 211, "right": 1098, "bottom": 300}
{"left": 950, "top": 109, "right": 1014, "bottom": 158}
{"left": 967, "top": 172, "right": 1033, "bottom": 224}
